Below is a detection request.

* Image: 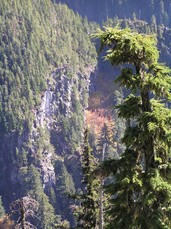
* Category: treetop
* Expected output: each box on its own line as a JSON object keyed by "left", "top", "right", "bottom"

{"left": 93, "top": 27, "right": 159, "bottom": 67}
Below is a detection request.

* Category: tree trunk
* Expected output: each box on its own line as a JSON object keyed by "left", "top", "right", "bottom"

{"left": 99, "top": 143, "right": 106, "bottom": 229}
{"left": 141, "top": 88, "right": 155, "bottom": 169}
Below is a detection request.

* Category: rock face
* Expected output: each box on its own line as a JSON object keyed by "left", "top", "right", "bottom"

{"left": 0, "top": 0, "right": 99, "bottom": 226}
{"left": 27, "top": 64, "right": 95, "bottom": 189}
{"left": 0, "top": 67, "right": 94, "bottom": 228}
{"left": 0, "top": 65, "right": 95, "bottom": 217}
{"left": 1, "top": 0, "right": 171, "bottom": 227}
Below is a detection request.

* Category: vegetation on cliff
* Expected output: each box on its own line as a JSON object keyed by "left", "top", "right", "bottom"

{"left": 0, "top": 0, "right": 97, "bottom": 228}
{"left": 1, "top": 0, "right": 171, "bottom": 228}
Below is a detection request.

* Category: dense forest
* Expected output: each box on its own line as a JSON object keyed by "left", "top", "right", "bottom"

{"left": 0, "top": 0, "right": 171, "bottom": 228}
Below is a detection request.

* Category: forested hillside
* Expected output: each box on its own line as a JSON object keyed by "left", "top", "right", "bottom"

{"left": 56, "top": 0, "right": 171, "bottom": 26}
{"left": 0, "top": 0, "right": 171, "bottom": 228}
{"left": 0, "top": 1, "right": 97, "bottom": 228}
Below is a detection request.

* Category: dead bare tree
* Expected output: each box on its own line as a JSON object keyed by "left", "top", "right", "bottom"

{"left": 10, "top": 196, "right": 39, "bottom": 229}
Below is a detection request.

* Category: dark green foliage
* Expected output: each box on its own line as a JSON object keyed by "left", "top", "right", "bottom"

{"left": 0, "top": 196, "right": 5, "bottom": 218}
{"left": 0, "top": 0, "right": 97, "bottom": 136}
{"left": 0, "top": 1, "right": 97, "bottom": 227}
{"left": 95, "top": 27, "right": 171, "bottom": 228}
{"left": 73, "top": 130, "right": 97, "bottom": 228}
{"left": 55, "top": 161, "right": 75, "bottom": 226}
{"left": 2, "top": 0, "right": 171, "bottom": 228}
{"left": 0, "top": 0, "right": 50, "bottom": 135}
{"left": 97, "top": 123, "right": 117, "bottom": 159}
{"left": 24, "top": 165, "right": 56, "bottom": 229}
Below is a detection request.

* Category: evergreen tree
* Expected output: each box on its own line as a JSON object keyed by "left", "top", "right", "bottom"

{"left": 132, "top": 12, "right": 137, "bottom": 21}
{"left": 96, "top": 124, "right": 115, "bottom": 229}
{"left": 94, "top": 27, "right": 171, "bottom": 228}
{"left": 0, "top": 196, "right": 5, "bottom": 218}
{"left": 151, "top": 15, "right": 157, "bottom": 33}
{"left": 25, "top": 165, "right": 56, "bottom": 229}
{"left": 0, "top": 1, "right": 97, "bottom": 227}
{"left": 97, "top": 123, "right": 116, "bottom": 160}
{"left": 159, "top": 0, "right": 165, "bottom": 24}
{"left": 74, "top": 129, "right": 97, "bottom": 228}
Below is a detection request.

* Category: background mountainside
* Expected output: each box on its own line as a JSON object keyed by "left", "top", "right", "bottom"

{"left": 56, "top": 0, "right": 171, "bottom": 26}
{"left": 0, "top": 0, "right": 171, "bottom": 228}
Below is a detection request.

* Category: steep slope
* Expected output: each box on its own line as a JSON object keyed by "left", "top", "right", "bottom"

{"left": 55, "top": 0, "right": 171, "bottom": 26}
{"left": 57, "top": 0, "right": 171, "bottom": 146}
{"left": 0, "top": 0, "right": 97, "bottom": 227}
{"left": 1, "top": 0, "right": 171, "bottom": 228}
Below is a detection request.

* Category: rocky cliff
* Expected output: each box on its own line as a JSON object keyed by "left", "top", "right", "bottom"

{"left": 1, "top": 0, "right": 171, "bottom": 228}
{"left": 0, "top": 1, "right": 97, "bottom": 227}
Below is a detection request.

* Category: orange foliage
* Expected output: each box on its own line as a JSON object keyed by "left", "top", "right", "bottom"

{"left": 85, "top": 108, "right": 114, "bottom": 135}
{"left": 0, "top": 216, "right": 15, "bottom": 229}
